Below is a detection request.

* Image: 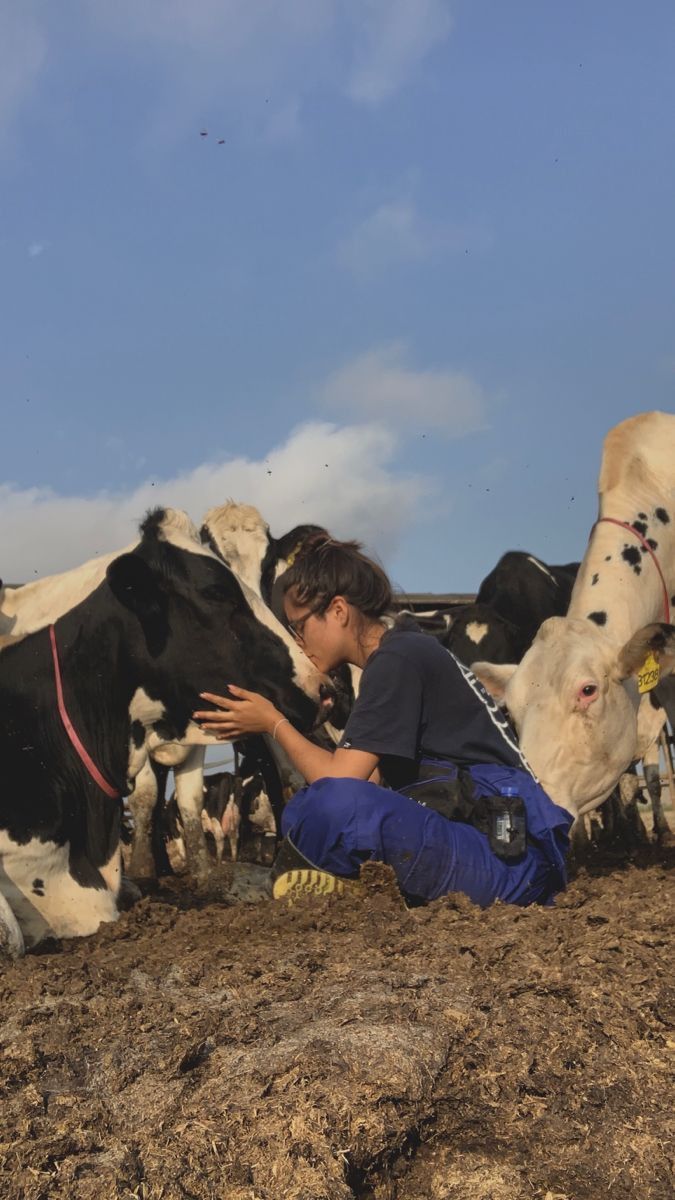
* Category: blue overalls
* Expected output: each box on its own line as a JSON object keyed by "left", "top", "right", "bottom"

{"left": 281, "top": 763, "right": 573, "bottom": 908}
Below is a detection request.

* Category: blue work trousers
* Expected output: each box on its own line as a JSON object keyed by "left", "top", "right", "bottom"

{"left": 281, "top": 769, "right": 572, "bottom": 908}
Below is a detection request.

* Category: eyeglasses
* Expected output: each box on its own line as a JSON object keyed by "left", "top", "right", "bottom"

{"left": 286, "top": 600, "right": 326, "bottom": 645}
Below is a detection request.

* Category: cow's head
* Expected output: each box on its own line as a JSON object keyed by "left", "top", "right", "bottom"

{"left": 263, "top": 524, "right": 329, "bottom": 612}
{"left": 473, "top": 616, "right": 675, "bottom": 817}
{"left": 200, "top": 503, "right": 272, "bottom": 595}
{"left": 106, "top": 508, "right": 333, "bottom": 736}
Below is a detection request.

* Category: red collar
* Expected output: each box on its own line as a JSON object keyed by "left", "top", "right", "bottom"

{"left": 595, "top": 517, "right": 671, "bottom": 622}
{"left": 49, "top": 624, "right": 121, "bottom": 800}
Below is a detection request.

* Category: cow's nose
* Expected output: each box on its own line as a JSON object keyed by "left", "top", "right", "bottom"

{"left": 319, "top": 681, "right": 336, "bottom": 712}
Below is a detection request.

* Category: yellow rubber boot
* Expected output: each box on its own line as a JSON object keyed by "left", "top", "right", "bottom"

{"left": 272, "top": 867, "right": 361, "bottom": 903}
{"left": 270, "top": 837, "right": 362, "bottom": 904}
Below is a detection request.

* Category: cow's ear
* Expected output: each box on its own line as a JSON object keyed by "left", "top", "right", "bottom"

{"left": 106, "top": 553, "right": 164, "bottom": 621}
{"left": 616, "top": 623, "right": 675, "bottom": 681}
{"left": 470, "top": 661, "right": 517, "bottom": 702}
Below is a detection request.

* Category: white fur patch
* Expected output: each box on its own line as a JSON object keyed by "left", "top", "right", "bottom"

{"left": 0, "top": 830, "right": 119, "bottom": 946}
{"left": 465, "top": 621, "right": 488, "bottom": 646}
{"left": 526, "top": 555, "right": 557, "bottom": 585}
{"left": 129, "top": 687, "right": 166, "bottom": 727}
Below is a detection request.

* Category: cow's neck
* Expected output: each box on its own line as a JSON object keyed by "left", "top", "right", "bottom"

{"left": 569, "top": 492, "right": 675, "bottom": 646}
{"left": 51, "top": 608, "right": 141, "bottom": 796}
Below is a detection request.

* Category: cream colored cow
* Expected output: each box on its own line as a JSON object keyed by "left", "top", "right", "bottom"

{"left": 474, "top": 411, "right": 675, "bottom": 824}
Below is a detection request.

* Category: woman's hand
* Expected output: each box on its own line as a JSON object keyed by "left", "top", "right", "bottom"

{"left": 193, "top": 685, "right": 283, "bottom": 741}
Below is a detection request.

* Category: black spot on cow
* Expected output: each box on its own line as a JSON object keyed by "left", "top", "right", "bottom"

{"left": 131, "top": 720, "right": 145, "bottom": 749}
{"left": 633, "top": 520, "right": 648, "bottom": 537}
{"left": 591, "top": 573, "right": 599, "bottom": 586}
{"left": 646, "top": 538, "right": 658, "bottom": 551}
{"left": 604, "top": 555, "right": 611, "bottom": 562}
{"left": 588, "top": 611, "right": 607, "bottom": 626}
{"left": 655, "top": 508, "right": 670, "bottom": 524}
{"left": 622, "top": 546, "right": 642, "bottom": 574}
{"left": 32, "top": 878, "right": 45, "bottom": 896}
{"left": 153, "top": 717, "right": 183, "bottom": 742}
{"left": 637, "top": 512, "right": 648, "bottom": 521}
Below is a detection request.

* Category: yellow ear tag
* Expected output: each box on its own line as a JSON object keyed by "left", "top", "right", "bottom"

{"left": 637, "top": 651, "right": 661, "bottom": 694}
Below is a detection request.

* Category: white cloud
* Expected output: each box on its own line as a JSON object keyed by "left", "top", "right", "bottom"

{"left": 0, "top": 420, "right": 428, "bottom": 581}
{"left": 1, "top": 2, "right": 455, "bottom": 145}
{"left": 80, "top": 1, "right": 452, "bottom": 145}
{"left": 0, "top": 6, "right": 47, "bottom": 140}
{"left": 27, "top": 241, "right": 45, "bottom": 258}
{"left": 320, "top": 343, "right": 490, "bottom": 436}
{"left": 345, "top": 0, "right": 453, "bottom": 106}
{"left": 337, "top": 198, "right": 490, "bottom": 276}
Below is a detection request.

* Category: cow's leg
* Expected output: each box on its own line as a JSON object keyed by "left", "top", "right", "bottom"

{"left": 125, "top": 757, "right": 160, "bottom": 879}
{"left": 0, "top": 891, "right": 25, "bottom": 960}
{"left": 643, "top": 761, "right": 673, "bottom": 844}
{"left": 569, "top": 813, "right": 591, "bottom": 858}
{"left": 219, "top": 799, "right": 240, "bottom": 862}
{"left": 617, "top": 772, "right": 649, "bottom": 846}
{"left": 248, "top": 788, "right": 278, "bottom": 865}
{"left": 173, "top": 747, "right": 212, "bottom": 883}
{"left": 598, "top": 791, "right": 618, "bottom": 842}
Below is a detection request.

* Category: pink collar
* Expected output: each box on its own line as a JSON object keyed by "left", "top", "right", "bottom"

{"left": 49, "top": 624, "right": 121, "bottom": 800}
{"left": 595, "top": 517, "right": 671, "bottom": 623}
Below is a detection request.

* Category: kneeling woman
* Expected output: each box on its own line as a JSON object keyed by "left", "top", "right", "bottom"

{"left": 194, "top": 539, "right": 573, "bottom": 907}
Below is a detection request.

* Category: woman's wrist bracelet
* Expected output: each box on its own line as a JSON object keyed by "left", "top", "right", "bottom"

{"left": 272, "top": 717, "right": 290, "bottom": 741}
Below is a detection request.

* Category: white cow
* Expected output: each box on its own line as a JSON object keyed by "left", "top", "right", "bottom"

{"left": 474, "top": 411, "right": 675, "bottom": 826}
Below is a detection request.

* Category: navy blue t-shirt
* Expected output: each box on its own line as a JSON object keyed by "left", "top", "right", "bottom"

{"left": 339, "top": 618, "right": 531, "bottom": 789}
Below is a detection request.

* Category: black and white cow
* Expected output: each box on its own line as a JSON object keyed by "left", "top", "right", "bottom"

{"left": 0, "top": 513, "right": 211, "bottom": 882}
{"left": 440, "top": 552, "right": 579, "bottom": 667}
{"left": 442, "top": 603, "right": 527, "bottom": 666}
{"left": 1, "top": 509, "right": 332, "bottom": 882}
{"left": 165, "top": 768, "right": 276, "bottom": 871}
{"left": 0, "top": 508, "right": 331, "bottom": 956}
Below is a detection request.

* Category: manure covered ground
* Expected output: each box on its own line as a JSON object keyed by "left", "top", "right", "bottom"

{"left": 1, "top": 849, "right": 673, "bottom": 1200}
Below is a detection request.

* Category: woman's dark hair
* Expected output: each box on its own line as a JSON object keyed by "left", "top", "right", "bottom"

{"left": 282, "top": 534, "right": 392, "bottom": 619}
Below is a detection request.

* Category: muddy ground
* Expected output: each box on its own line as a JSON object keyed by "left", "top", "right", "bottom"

{"left": 1, "top": 846, "right": 673, "bottom": 1200}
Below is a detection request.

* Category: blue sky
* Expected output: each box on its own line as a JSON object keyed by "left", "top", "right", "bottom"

{"left": 1, "top": 1, "right": 674, "bottom": 591}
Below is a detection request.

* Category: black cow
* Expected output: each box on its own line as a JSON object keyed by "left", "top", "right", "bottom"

{"left": 442, "top": 603, "right": 528, "bottom": 666}
{"left": 441, "top": 552, "right": 580, "bottom": 667}
{"left": 0, "top": 508, "right": 329, "bottom": 956}
{"left": 472, "top": 551, "right": 579, "bottom": 653}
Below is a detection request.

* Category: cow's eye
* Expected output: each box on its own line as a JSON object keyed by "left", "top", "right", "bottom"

{"left": 581, "top": 684, "right": 597, "bottom": 698}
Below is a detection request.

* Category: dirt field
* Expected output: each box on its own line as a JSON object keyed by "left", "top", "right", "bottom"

{"left": 1, "top": 847, "right": 673, "bottom": 1200}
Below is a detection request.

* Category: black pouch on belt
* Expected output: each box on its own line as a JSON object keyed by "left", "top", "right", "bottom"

{"left": 398, "top": 762, "right": 478, "bottom": 823}
{"left": 398, "top": 762, "right": 528, "bottom": 863}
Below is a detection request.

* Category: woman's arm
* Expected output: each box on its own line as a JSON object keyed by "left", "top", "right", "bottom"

{"left": 193, "top": 687, "right": 378, "bottom": 785}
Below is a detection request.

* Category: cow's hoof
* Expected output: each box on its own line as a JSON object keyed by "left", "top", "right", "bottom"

{"left": 0, "top": 894, "right": 25, "bottom": 960}
{"left": 118, "top": 876, "right": 143, "bottom": 910}
{"left": 191, "top": 867, "right": 233, "bottom": 901}
{"left": 653, "top": 826, "right": 675, "bottom": 847}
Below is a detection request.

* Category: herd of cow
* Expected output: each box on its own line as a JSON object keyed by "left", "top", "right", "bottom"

{"left": 0, "top": 409, "right": 673, "bottom": 959}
